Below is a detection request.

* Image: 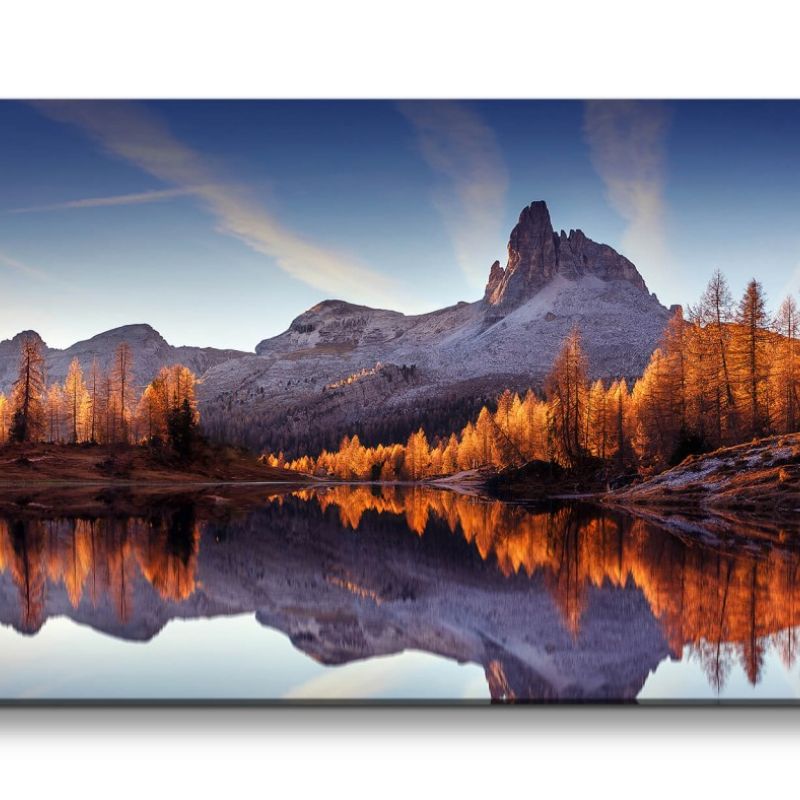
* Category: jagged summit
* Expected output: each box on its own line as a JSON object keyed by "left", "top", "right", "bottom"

{"left": 208, "top": 198, "right": 670, "bottom": 455}
{"left": 484, "top": 201, "right": 649, "bottom": 307}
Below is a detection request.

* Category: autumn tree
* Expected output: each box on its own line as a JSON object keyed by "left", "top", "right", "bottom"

{"left": 474, "top": 407, "right": 498, "bottom": 467}
{"left": 404, "top": 428, "right": 431, "bottom": 480}
{"left": 772, "top": 295, "right": 799, "bottom": 433}
{"left": 587, "top": 380, "right": 609, "bottom": 459}
{"left": 636, "top": 307, "right": 704, "bottom": 465}
{"left": 112, "top": 342, "right": 134, "bottom": 442}
{"left": 64, "top": 358, "right": 89, "bottom": 443}
{"left": 9, "top": 335, "right": 46, "bottom": 443}
{"left": 87, "top": 359, "right": 102, "bottom": 443}
{"left": 545, "top": 326, "right": 589, "bottom": 467}
{"left": 457, "top": 421, "right": 479, "bottom": 471}
{"left": 45, "top": 384, "right": 64, "bottom": 443}
{"left": 631, "top": 349, "right": 674, "bottom": 469}
{"left": 732, "top": 279, "right": 770, "bottom": 438}
{"left": 688, "top": 269, "right": 737, "bottom": 442}
{"left": 103, "top": 372, "right": 117, "bottom": 443}
{"left": 659, "top": 308, "right": 689, "bottom": 434}
{"left": 441, "top": 433, "right": 459, "bottom": 474}
{"left": 0, "top": 392, "right": 9, "bottom": 444}
{"left": 138, "top": 364, "right": 200, "bottom": 454}
{"left": 608, "top": 379, "right": 631, "bottom": 467}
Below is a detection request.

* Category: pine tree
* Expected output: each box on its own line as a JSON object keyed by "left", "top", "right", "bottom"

{"left": 167, "top": 398, "right": 199, "bottom": 459}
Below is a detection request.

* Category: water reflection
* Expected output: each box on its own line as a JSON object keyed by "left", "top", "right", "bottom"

{"left": 0, "top": 485, "right": 799, "bottom": 701}
{"left": 0, "top": 505, "right": 199, "bottom": 634}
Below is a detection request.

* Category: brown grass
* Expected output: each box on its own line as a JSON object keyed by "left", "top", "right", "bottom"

{"left": 0, "top": 442, "right": 312, "bottom": 486}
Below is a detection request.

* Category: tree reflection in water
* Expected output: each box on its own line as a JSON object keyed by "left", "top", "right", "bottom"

{"left": 0, "top": 485, "right": 798, "bottom": 700}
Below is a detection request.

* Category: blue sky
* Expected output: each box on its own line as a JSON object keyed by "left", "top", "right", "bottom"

{"left": 1, "top": 100, "right": 799, "bottom": 350}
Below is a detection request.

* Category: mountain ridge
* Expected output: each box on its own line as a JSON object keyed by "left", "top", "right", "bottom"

{"left": 0, "top": 323, "right": 247, "bottom": 395}
{"left": 201, "top": 200, "right": 670, "bottom": 454}
{"left": 1, "top": 201, "right": 671, "bottom": 455}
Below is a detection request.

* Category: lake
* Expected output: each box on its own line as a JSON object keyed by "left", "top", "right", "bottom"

{"left": 0, "top": 484, "right": 798, "bottom": 703}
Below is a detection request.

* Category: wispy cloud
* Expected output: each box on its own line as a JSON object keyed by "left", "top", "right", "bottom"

{"left": 399, "top": 101, "right": 508, "bottom": 289}
{"left": 30, "top": 101, "right": 401, "bottom": 307}
{"left": 8, "top": 187, "right": 197, "bottom": 214}
{"left": 584, "top": 101, "right": 671, "bottom": 281}
{"left": 0, "top": 249, "right": 51, "bottom": 282}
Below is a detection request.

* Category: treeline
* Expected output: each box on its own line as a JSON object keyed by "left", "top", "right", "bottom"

{"left": 0, "top": 337, "right": 200, "bottom": 456}
{"left": 202, "top": 368, "right": 500, "bottom": 460}
{"left": 267, "top": 271, "right": 799, "bottom": 480}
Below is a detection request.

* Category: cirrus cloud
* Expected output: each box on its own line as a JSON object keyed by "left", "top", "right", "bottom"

{"left": 399, "top": 101, "right": 508, "bottom": 289}
{"left": 584, "top": 101, "right": 671, "bottom": 286}
{"left": 7, "top": 186, "right": 198, "bottom": 214}
{"left": 30, "top": 101, "right": 403, "bottom": 309}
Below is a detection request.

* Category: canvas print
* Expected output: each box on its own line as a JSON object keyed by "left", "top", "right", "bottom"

{"left": 0, "top": 99, "right": 799, "bottom": 703}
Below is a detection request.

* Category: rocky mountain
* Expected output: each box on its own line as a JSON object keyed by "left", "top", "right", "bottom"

{"left": 0, "top": 324, "right": 245, "bottom": 395}
{"left": 0, "top": 201, "right": 672, "bottom": 455}
{"left": 484, "top": 200, "right": 647, "bottom": 307}
{"left": 200, "top": 200, "right": 672, "bottom": 454}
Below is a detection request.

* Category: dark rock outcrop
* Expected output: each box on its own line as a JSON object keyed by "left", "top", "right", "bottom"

{"left": 484, "top": 201, "right": 649, "bottom": 308}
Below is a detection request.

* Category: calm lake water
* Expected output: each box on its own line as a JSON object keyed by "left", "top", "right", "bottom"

{"left": 0, "top": 484, "right": 798, "bottom": 703}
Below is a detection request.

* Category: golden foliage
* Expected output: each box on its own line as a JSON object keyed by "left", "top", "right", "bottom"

{"left": 0, "top": 514, "right": 201, "bottom": 631}
{"left": 288, "top": 485, "right": 800, "bottom": 686}
{"left": 272, "top": 275, "right": 800, "bottom": 482}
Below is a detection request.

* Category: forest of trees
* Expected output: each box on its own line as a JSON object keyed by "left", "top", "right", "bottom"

{"left": 267, "top": 272, "right": 800, "bottom": 481}
{"left": 0, "top": 338, "right": 200, "bottom": 456}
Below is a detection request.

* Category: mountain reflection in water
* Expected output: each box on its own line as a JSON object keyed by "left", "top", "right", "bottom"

{"left": 0, "top": 485, "right": 799, "bottom": 702}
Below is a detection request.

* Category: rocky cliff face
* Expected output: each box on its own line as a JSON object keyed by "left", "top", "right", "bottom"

{"left": 484, "top": 201, "right": 648, "bottom": 307}
{"left": 201, "top": 200, "right": 669, "bottom": 454}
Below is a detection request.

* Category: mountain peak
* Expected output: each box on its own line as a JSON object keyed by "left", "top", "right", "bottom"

{"left": 77, "top": 323, "right": 167, "bottom": 348}
{"left": 10, "top": 329, "right": 45, "bottom": 344}
{"left": 484, "top": 200, "right": 649, "bottom": 307}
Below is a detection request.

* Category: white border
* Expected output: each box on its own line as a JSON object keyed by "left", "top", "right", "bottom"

{"left": 1, "top": 0, "right": 798, "bottom": 99}
{"left": 1, "top": 1, "right": 797, "bottom": 794}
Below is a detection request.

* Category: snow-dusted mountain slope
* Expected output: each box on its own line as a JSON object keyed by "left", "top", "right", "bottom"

{"left": 0, "top": 201, "right": 672, "bottom": 453}
{"left": 200, "top": 201, "right": 672, "bottom": 453}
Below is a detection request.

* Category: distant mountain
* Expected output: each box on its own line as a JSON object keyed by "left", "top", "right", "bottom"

{"left": 0, "top": 324, "right": 246, "bottom": 395}
{"left": 0, "top": 201, "right": 673, "bottom": 455}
